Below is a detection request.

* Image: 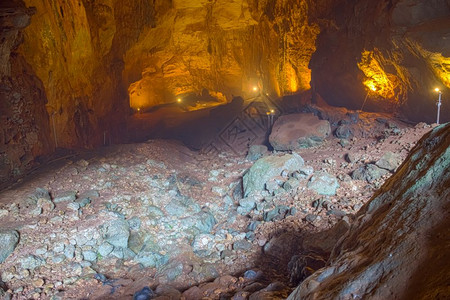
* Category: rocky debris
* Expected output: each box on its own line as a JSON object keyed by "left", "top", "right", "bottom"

{"left": 307, "top": 171, "right": 339, "bottom": 196}
{"left": 246, "top": 145, "right": 268, "bottom": 161}
{"left": 133, "top": 286, "right": 155, "bottom": 300}
{"left": 375, "top": 151, "right": 402, "bottom": 172}
{"left": 288, "top": 123, "right": 450, "bottom": 299}
{"left": 0, "top": 230, "right": 19, "bottom": 263}
{"left": 0, "top": 118, "right": 435, "bottom": 299}
{"left": 243, "top": 153, "right": 304, "bottom": 196}
{"left": 101, "top": 219, "right": 130, "bottom": 249}
{"left": 334, "top": 124, "right": 354, "bottom": 139}
{"left": 351, "top": 163, "right": 388, "bottom": 183}
{"left": 53, "top": 190, "right": 77, "bottom": 203}
{"left": 269, "top": 113, "right": 331, "bottom": 150}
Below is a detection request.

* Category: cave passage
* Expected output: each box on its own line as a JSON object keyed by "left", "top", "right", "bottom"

{"left": 0, "top": 1, "right": 450, "bottom": 299}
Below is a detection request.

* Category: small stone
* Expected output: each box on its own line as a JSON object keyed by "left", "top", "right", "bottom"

{"left": 19, "top": 255, "right": 45, "bottom": 270}
{"left": 246, "top": 145, "right": 268, "bottom": 161}
{"left": 98, "top": 242, "right": 114, "bottom": 257}
{"left": 352, "top": 164, "right": 388, "bottom": 183}
{"left": 133, "top": 286, "right": 155, "bottom": 300}
{"left": 305, "top": 214, "right": 318, "bottom": 223}
{"left": 32, "top": 278, "right": 45, "bottom": 287}
{"left": 233, "top": 239, "right": 252, "bottom": 251}
{"left": 339, "top": 139, "right": 350, "bottom": 147}
{"left": 76, "top": 159, "right": 89, "bottom": 167}
{"left": 326, "top": 209, "right": 347, "bottom": 218}
{"left": 35, "top": 247, "right": 48, "bottom": 256}
{"left": 243, "top": 269, "right": 258, "bottom": 279}
{"left": 53, "top": 242, "right": 65, "bottom": 253}
{"left": 335, "top": 124, "right": 353, "bottom": 139}
{"left": 51, "top": 255, "right": 66, "bottom": 264}
{"left": 82, "top": 250, "right": 97, "bottom": 262}
{"left": 53, "top": 191, "right": 77, "bottom": 203}
{"left": 64, "top": 245, "right": 75, "bottom": 259}
{"left": 128, "top": 217, "right": 141, "bottom": 230}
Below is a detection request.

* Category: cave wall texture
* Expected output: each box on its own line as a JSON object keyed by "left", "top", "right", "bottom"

{"left": 1, "top": 0, "right": 450, "bottom": 184}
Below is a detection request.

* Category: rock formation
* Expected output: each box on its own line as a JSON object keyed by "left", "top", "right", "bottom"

{"left": 0, "top": 2, "right": 53, "bottom": 184}
{"left": 1, "top": 0, "right": 449, "bottom": 191}
{"left": 311, "top": 0, "right": 450, "bottom": 122}
{"left": 288, "top": 122, "right": 450, "bottom": 299}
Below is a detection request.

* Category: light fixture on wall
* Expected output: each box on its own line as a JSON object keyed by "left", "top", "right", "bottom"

{"left": 435, "top": 88, "right": 442, "bottom": 124}
{"left": 360, "top": 86, "right": 377, "bottom": 112}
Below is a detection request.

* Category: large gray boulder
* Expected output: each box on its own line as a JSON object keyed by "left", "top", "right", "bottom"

{"left": 288, "top": 123, "right": 450, "bottom": 299}
{"left": 243, "top": 153, "right": 304, "bottom": 197}
{"left": 269, "top": 113, "right": 331, "bottom": 150}
{"left": 0, "top": 230, "right": 19, "bottom": 263}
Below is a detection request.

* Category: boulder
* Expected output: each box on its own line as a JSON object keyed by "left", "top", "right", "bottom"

{"left": 335, "top": 124, "right": 354, "bottom": 139}
{"left": 288, "top": 123, "right": 450, "bottom": 299}
{"left": 269, "top": 114, "right": 331, "bottom": 150}
{"left": 307, "top": 171, "right": 340, "bottom": 196}
{"left": 243, "top": 153, "right": 304, "bottom": 197}
{"left": 0, "top": 230, "right": 19, "bottom": 263}
{"left": 376, "top": 151, "right": 402, "bottom": 172}
{"left": 101, "top": 219, "right": 130, "bottom": 249}
{"left": 352, "top": 163, "right": 388, "bottom": 183}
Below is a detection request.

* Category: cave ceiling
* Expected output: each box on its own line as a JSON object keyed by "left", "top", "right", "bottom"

{"left": 2, "top": 0, "right": 449, "bottom": 149}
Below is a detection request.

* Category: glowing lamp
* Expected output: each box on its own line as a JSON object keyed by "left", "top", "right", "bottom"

{"left": 371, "top": 86, "right": 377, "bottom": 91}
{"left": 270, "top": 109, "right": 275, "bottom": 114}
{"left": 137, "top": 107, "right": 141, "bottom": 113}
{"left": 177, "top": 98, "right": 182, "bottom": 103}
{"left": 253, "top": 86, "right": 258, "bottom": 92}
{"left": 435, "top": 88, "right": 442, "bottom": 124}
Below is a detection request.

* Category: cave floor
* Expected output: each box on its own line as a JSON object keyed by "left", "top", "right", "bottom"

{"left": 0, "top": 114, "right": 433, "bottom": 300}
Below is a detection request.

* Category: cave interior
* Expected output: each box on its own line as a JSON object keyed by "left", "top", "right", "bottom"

{"left": 0, "top": 0, "right": 449, "bottom": 299}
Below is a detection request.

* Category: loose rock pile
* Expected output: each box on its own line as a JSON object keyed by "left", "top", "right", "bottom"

{"left": 0, "top": 112, "right": 435, "bottom": 299}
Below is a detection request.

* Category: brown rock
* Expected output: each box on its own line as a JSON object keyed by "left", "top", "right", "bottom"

{"left": 269, "top": 114, "right": 331, "bottom": 150}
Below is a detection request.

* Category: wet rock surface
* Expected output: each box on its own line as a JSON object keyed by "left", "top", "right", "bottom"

{"left": 0, "top": 110, "right": 437, "bottom": 299}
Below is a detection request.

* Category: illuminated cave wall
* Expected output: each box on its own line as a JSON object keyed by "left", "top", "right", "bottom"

{"left": 311, "top": 0, "right": 450, "bottom": 122}
{"left": 18, "top": 0, "right": 155, "bottom": 148}
{"left": 124, "top": 0, "right": 328, "bottom": 110}
{"left": 0, "top": 3, "right": 54, "bottom": 184}
{"left": 13, "top": 0, "right": 332, "bottom": 145}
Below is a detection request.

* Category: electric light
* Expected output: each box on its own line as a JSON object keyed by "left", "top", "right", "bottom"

{"left": 253, "top": 86, "right": 258, "bottom": 92}
{"left": 371, "top": 86, "right": 377, "bottom": 91}
{"left": 270, "top": 109, "right": 275, "bottom": 114}
{"left": 137, "top": 107, "right": 141, "bottom": 112}
{"left": 177, "top": 98, "right": 182, "bottom": 103}
{"left": 435, "top": 88, "right": 442, "bottom": 124}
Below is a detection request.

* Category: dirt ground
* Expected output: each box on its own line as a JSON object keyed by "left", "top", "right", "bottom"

{"left": 0, "top": 108, "right": 434, "bottom": 299}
